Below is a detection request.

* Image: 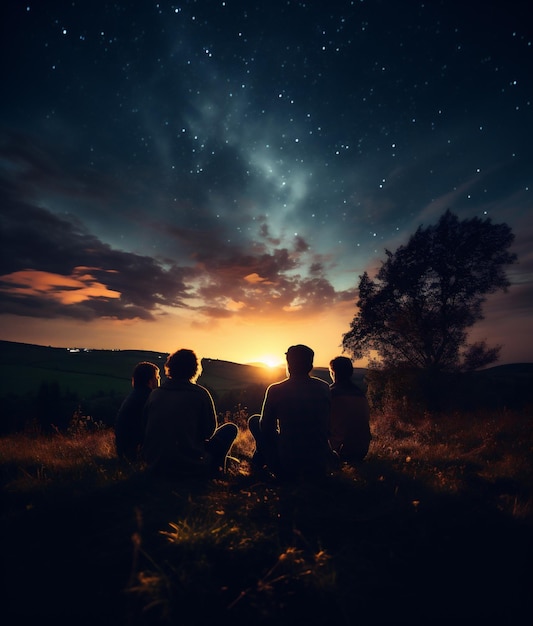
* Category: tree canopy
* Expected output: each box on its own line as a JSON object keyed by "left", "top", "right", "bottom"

{"left": 342, "top": 210, "right": 517, "bottom": 372}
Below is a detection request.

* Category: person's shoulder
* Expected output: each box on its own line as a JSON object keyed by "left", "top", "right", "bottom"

{"left": 331, "top": 381, "right": 365, "bottom": 397}
{"left": 267, "top": 377, "right": 289, "bottom": 391}
{"left": 306, "top": 376, "right": 331, "bottom": 396}
{"left": 188, "top": 383, "right": 215, "bottom": 403}
{"left": 134, "top": 386, "right": 152, "bottom": 399}
{"left": 121, "top": 387, "right": 145, "bottom": 405}
{"left": 161, "top": 379, "right": 193, "bottom": 390}
{"left": 144, "top": 386, "right": 161, "bottom": 402}
{"left": 262, "top": 378, "right": 289, "bottom": 400}
{"left": 195, "top": 382, "right": 212, "bottom": 395}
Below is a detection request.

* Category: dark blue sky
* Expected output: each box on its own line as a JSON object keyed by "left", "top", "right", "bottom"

{"left": 1, "top": 0, "right": 532, "bottom": 366}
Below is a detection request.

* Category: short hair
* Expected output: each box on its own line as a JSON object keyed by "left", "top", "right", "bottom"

{"left": 132, "top": 362, "right": 159, "bottom": 388}
{"left": 165, "top": 349, "right": 199, "bottom": 381}
{"left": 329, "top": 356, "right": 353, "bottom": 380}
{"left": 285, "top": 344, "right": 314, "bottom": 375}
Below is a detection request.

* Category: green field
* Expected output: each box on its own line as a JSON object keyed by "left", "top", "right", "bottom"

{"left": 0, "top": 341, "right": 168, "bottom": 398}
{"left": 0, "top": 340, "right": 350, "bottom": 400}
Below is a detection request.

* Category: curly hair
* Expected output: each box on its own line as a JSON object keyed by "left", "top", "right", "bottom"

{"left": 164, "top": 349, "right": 199, "bottom": 381}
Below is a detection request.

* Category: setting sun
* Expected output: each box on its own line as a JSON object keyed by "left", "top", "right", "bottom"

{"left": 257, "top": 356, "right": 285, "bottom": 369}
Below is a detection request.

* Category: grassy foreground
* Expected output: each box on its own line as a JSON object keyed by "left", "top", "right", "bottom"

{"left": 1, "top": 408, "right": 532, "bottom": 626}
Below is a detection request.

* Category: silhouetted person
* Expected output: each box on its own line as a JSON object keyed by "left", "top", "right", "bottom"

{"left": 248, "top": 344, "right": 331, "bottom": 481}
{"left": 115, "top": 361, "right": 160, "bottom": 462}
{"left": 328, "top": 356, "right": 371, "bottom": 465}
{"left": 142, "top": 349, "right": 238, "bottom": 480}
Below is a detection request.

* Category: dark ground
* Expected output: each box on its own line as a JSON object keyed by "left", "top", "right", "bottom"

{"left": 1, "top": 456, "right": 531, "bottom": 626}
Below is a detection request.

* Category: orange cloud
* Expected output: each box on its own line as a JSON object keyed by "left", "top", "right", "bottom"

{"left": 244, "top": 272, "right": 272, "bottom": 284}
{"left": 0, "top": 267, "right": 121, "bottom": 304}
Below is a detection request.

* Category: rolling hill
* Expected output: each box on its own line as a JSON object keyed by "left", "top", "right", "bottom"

{"left": 0, "top": 341, "right": 286, "bottom": 398}
{"left": 1, "top": 340, "right": 531, "bottom": 427}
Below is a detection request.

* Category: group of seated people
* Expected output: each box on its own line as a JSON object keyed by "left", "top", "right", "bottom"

{"left": 114, "top": 344, "right": 371, "bottom": 482}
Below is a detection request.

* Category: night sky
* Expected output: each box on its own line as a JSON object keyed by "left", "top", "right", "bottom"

{"left": 1, "top": 0, "right": 532, "bottom": 367}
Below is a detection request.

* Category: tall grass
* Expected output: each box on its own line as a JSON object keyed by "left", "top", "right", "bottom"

{"left": 1, "top": 405, "right": 532, "bottom": 625}
{"left": 370, "top": 407, "right": 532, "bottom": 511}
{"left": 1, "top": 405, "right": 531, "bottom": 520}
{"left": 0, "top": 415, "right": 123, "bottom": 500}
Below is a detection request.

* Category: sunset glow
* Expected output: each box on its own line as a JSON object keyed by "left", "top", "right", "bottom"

{"left": 256, "top": 356, "right": 285, "bottom": 369}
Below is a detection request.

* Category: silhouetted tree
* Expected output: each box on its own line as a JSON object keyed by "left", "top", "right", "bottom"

{"left": 343, "top": 210, "right": 517, "bottom": 373}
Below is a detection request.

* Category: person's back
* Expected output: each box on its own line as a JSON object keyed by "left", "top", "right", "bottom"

{"left": 263, "top": 374, "right": 331, "bottom": 476}
{"left": 115, "top": 361, "right": 160, "bottom": 462}
{"left": 329, "top": 356, "right": 371, "bottom": 464}
{"left": 142, "top": 348, "right": 238, "bottom": 479}
{"left": 143, "top": 378, "right": 217, "bottom": 475}
{"left": 250, "top": 344, "right": 331, "bottom": 481}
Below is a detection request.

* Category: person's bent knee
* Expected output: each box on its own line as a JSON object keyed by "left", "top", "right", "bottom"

{"left": 248, "top": 414, "right": 260, "bottom": 436}
{"left": 226, "top": 422, "right": 238, "bottom": 441}
{"left": 217, "top": 422, "right": 238, "bottom": 445}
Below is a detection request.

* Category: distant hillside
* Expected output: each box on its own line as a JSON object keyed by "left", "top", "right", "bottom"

{"left": 1, "top": 340, "right": 531, "bottom": 410}
{"left": 0, "top": 341, "right": 293, "bottom": 430}
{"left": 199, "top": 358, "right": 286, "bottom": 393}
{"left": 0, "top": 341, "right": 289, "bottom": 399}
{"left": 0, "top": 340, "right": 169, "bottom": 399}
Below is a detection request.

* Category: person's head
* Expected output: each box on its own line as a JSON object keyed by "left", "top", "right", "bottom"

{"left": 285, "top": 344, "right": 314, "bottom": 376}
{"left": 329, "top": 356, "right": 353, "bottom": 383}
{"left": 132, "top": 361, "right": 160, "bottom": 389}
{"left": 165, "top": 349, "right": 200, "bottom": 381}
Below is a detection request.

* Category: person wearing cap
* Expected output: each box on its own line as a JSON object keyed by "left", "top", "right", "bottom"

{"left": 328, "top": 356, "right": 371, "bottom": 465}
{"left": 248, "top": 344, "right": 332, "bottom": 481}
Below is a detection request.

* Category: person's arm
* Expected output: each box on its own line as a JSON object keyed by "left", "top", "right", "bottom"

{"left": 259, "top": 385, "right": 274, "bottom": 429}
{"left": 141, "top": 395, "right": 160, "bottom": 465}
{"left": 258, "top": 384, "right": 280, "bottom": 470}
{"left": 199, "top": 386, "right": 217, "bottom": 440}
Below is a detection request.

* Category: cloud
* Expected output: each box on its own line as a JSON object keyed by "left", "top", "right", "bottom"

{"left": 0, "top": 186, "right": 356, "bottom": 322}
{"left": 0, "top": 267, "right": 121, "bottom": 304}
{"left": 0, "top": 192, "right": 193, "bottom": 320}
